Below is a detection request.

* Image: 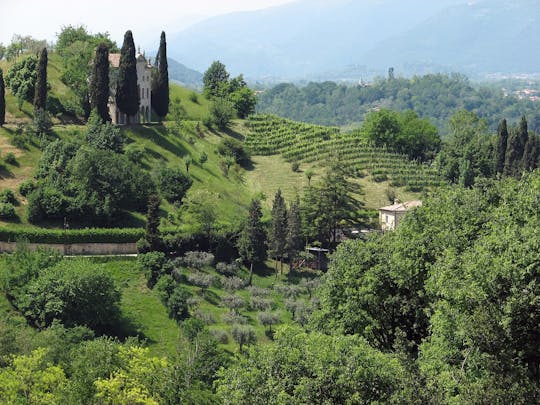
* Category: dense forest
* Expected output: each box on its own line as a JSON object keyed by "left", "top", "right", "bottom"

{"left": 257, "top": 74, "right": 540, "bottom": 133}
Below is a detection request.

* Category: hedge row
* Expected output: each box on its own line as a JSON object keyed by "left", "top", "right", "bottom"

{"left": 0, "top": 227, "right": 145, "bottom": 244}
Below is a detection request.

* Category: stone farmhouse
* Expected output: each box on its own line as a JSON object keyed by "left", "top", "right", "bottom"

{"left": 108, "top": 50, "right": 152, "bottom": 124}
{"left": 379, "top": 200, "right": 422, "bottom": 231}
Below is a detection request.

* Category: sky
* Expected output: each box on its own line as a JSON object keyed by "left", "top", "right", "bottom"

{"left": 0, "top": 0, "right": 296, "bottom": 49}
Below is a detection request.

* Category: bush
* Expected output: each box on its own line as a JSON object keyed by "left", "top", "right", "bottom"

{"left": 16, "top": 259, "right": 121, "bottom": 334}
{"left": 222, "top": 276, "right": 246, "bottom": 293}
{"left": 222, "top": 312, "right": 247, "bottom": 325}
{"left": 0, "top": 189, "right": 16, "bottom": 204}
{"left": 216, "top": 261, "right": 239, "bottom": 277}
{"left": 250, "top": 297, "right": 273, "bottom": 311}
{"left": 0, "top": 227, "right": 144, "bottom": 244}
{"left": 124, "top": 144, "right": 145, "bottom": 165}
{"left": 194, "top": 310, "right": 216, "bottom": 325}
{"left": 210, "top": 98, "right": 234, "bottom": 129}
{"left": 221, "top": 294, "right": 245, "bottom": 313}
{"left": 247, "top": 286, "right": 270, "bottom": 297}
{"left": 187, "top": 272, "right": 215, "bottom": 293}
{"left": 157, "top": 167, "right": 192, "bottom": 204}
{"left": 18, "top": 180, "right": 36, "bottom": 197}
{"left": 210, "top": 329, "right": 229, "bottom": 344}
{"left": 217, "top": 138, "right": 250, "bottom": 166}
{"left": 183, "top": 251, "right": 214, "bottom": 270}
{"left": 291, "top": 162, "right": 300, "bottom": 172}
{"left": 166, "top": 286, "right": 192, "bottom": 323}
{"left": 231, "top": 324, "right": 256, "bottom": 352}
{"left": 4, "top": 153, "right": 17, "bottom": 165}
{"left": 189, "top": 92, "right": 199, "bottom": 104}
{"left": 138, "top": 252, "right": 168, "bottom": 287}
{"left": 0, "top": 203, "right": 16, "bottom": 219}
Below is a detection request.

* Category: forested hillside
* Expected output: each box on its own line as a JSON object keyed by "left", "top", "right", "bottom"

{"left": 257, "top": 74, "right": 540, "bottom": 132}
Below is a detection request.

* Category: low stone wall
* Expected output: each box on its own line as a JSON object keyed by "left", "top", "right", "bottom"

{"left": 0, "top": 241, "right": 138, "bottom": 255}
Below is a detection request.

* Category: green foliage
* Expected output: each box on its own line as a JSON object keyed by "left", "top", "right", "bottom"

{"left": 144, "top": 194, "right": 162, "bottom": 252}
{"left": 151, "top": 31, "right": 169, "bottom": 118}
{"left": 0, "top": 203, "right": 16, "bottom": 219}
{"left": 89, "top": 43, "right": 111, "bottom": 122}
{"left": 157, "top": 166, "right": 192, "bottom": 204}
{"left": 116, "top": 31, "right": 139, "bottom": 119}
{"left": 230, "top": 324, "right": 256, "bottom": 353}
{"left": 495, "top": 119, "right": 508, "bottom": 174}
{"left": 203, "top": 61, "right": 230, "bottom": 98}
{"left": 5, "top": 56, "right": 37, "bottom": 106}
{"left": 0, "top": 226, "right": 144, "bottom": 244}
{"left": 4, "top": 152, "right": 17, "bottom": 165}
{"left": 268, "top": 189, "right": 287, "bottom": 271}
{"left": 229, "top": 86, "right": 256, "bottom": 119}
{"left": 0, "top": 68, "right": 5, "bottom": 126}
{"left": 86, "top": 109, "right": 124, "bottom": 152}
{"left": 210, "top": 97, "right": 234, "bottom": 129}
{"left": 18, "top": 179, "right": 36, "bottom": 197}
{"left": 216, "top": 325, "right": 405, "bottom": 403}
{"left": 237, "top": 199, "right": 267, "bottom": 284}
{"left": 33, "top": 48, "right": 47, "bottom": 111}
{"left": 138, "top": 252, "right": 168, "bottom": 288}
{"left": 31, "top": 108, "right": 52, "bottom": 137}
{"left": 0, "top": 189, "right": 16, "bottom": 204}
{"left": 217, "top": 137, "right": 250, "bottom": 165}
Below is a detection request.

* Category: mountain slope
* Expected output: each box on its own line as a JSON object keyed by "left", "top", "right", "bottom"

{"left": 167, "top": 58, "right": 203, "bottom": 89}
{"left": 362, "top": 0, "right": 540, "bottom": 74}
{"left": 168, "top": 0, "right": 466, "bottom": 79}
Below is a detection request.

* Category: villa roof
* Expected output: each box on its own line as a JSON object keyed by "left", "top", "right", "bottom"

{"left": 379, "top": 200, "right": 422, "bottom": 212}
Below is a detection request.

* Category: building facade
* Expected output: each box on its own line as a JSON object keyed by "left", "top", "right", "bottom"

{"left": 379, "top": 200, "right": 422, "bottom": 231}
{"left": 108, "top": 51, "right": 152, "bottom": 124}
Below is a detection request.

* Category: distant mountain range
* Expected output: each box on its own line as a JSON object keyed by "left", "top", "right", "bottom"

{"left": 166, "top": 0, "right": 540, "bottom": 82}
{"left": 167, "top": 58, "right": 203, "bottom": 89}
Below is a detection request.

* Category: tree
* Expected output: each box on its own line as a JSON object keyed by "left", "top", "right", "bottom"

{"left": 229, "top": 86, "right": 256, "bottom": 119}
{"left": 231, "top": 325, "right": 256, "bottom": 353}
{"left": 151, "top": 31, "right": 169, "bottom": 119}
{"left": 495, "top": 119, "right": 508, "bottom": 174}
{"left": 157, "top": 166, "right": 192, "bottom": 204}
{"left": 286, "top": 196, "right": 303, "bottom": 266}
{"left": 182, "top": 190, "right": 218, "bottom": 241}
{"left": 145, "top": 194, "right": 162, "bottom": 252}
{"left": 4, "top": 56, "right": 37, "bottom": 108}
{"left": 203, "top": 61, "right": 229, "bottom": 98}
{"left": 522, "top": 134, "right": 538, "bottom": 172}
{"left": 210, "top": 97, "right": 234, "bottom": 129}
{"left": 115, "top": 30, "right": 139, "bottom": 123}
{"left": 0, "top": 68, "right": 5, "bottom": 126}
{"left": 86, "top": 109, "right": 124, "bottom": 152}
{"left": 269, "top": 189, "right": 287, "bottom": 275}
{"left": 237, "top": 199, "right": 267, "bottom": 285}
{"left": 33, "top": 47, "right": 47, "bottom": 111}
{"left": 504, "top": 117, "right": 528, "bottom": 178}
{"left": 90, "top": 43, "right": 111, "bottom": 122}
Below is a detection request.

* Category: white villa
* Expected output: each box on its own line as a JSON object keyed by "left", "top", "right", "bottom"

{"left": 108, "top": 50, "right": 152, "bottom": 124}
{"left": 379, "top": 200, "right": 422, "bottom": 231}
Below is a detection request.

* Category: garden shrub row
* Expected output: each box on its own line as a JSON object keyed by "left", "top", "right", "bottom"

{"left": 0, "top": 227, "right": 145, "bottom": 244}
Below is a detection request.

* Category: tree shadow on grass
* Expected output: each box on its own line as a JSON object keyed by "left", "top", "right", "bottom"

{"left": 203, "top": 290, "right": 220, "bottom": 306}
{"left": 145, "top": 127, "right": 189, "bottom": 158}
{"left": 253, "top": 262, "right": 274, "bottom": 278}
{"left": 109, "top": 315, "right": 154, "bottom": 344}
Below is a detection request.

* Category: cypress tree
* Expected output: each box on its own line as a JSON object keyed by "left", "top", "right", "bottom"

{"left": 237, "top": 199, "right": 267, "bottom": 286}
{"left": 145, "top": 194, "right": 162, "bottom": 252}
{"left": 269, "top": 189, "right": 288, "bottom": 275}
{"left": 33, "top": 47, "right": 47, "bottom": 111}
{"left": 504, "top": 119, "right": 528, "bottom": 178}
{"left": 90, "top": 43, "right": 111, "bottom": 122}
{"left": 495, "top": 119, "right": 508, "bottom": 174}
{"left": 286, "top": 195, "right": 303, "bottom": 267}
{"left": 0, "top": 68, "right": 5, "bottom": 126}
{"left": 522, "top": 135, "right": 539, "bottom": 172}
{"left": 151, "top": 31, "right": 169, "bottom": 119}
{"left": 116, "top": 30, "right": 139, "bottom": 123}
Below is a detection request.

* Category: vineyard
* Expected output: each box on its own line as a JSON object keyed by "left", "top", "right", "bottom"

{"left": 245, "top": 114, "right": 445, "bottom": 191}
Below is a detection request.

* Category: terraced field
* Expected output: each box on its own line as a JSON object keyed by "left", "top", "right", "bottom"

{"left": 245, "top": 114, "right": 445, "bottom": 191}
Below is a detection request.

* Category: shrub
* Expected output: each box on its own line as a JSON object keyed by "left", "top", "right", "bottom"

{"left": 18, "top": 180, "right": 36, "bottom": 197}
{"left": 138, "top": 252, "right": 168, "bottom": 287}
{"left": 187, "top": 272, "right": 215, "bottom": 294}
{"left": 210, "top": 329, "right": 229, "bottom": 344}
{"left": 217, "top": 138, "right": 250, "bottom": 166}
{"left": 275, "top": 284, "right": 302, "bottom": 299}
{"left": 183, "top": 251, "right": 214, "bottom": 270}
{"left": 4, "top": 153, "right": 17, "bottom": 165}
{"left": 0, "top": 227, "right": 144, "bottom": 244}
{"left": 291, "top": 162, "right": 300, "bottom": 172}
{"left": 222, "top": 276, "right": 246, "bottom": 293}
{"left": 16, "top": 259, "right": 121, "bottom": 334}
{"left": 210, "top": 98, "right": 234, "bottom": 129}
{"left": 157, "top": 167, "right": 192, "bottom": 204}
{"left": 0, "top": 189, "right": 16, "bottom": 205}
{"left": 247, "top": 286, "right": 270, "bottom": 297}
{"left": 222, "top": 312, "right": 247, "bottom": 325}
{"left": 166, "top": 286, "right": 192, "bottom": 323}
{"left": 221, "top": 294, "right": 245, "bottom": 313}
{"left": 372, "top": 173, "right": 388, "bottom": 182}
{"left": 189, "top": 92, "right": 199, "bottom": 104}
{"left": 216, "top": 261, "right": 240, "bottom": 277}
{"left": 231, "top": 324, "right": 256, "bottom": 352}
{"left": 199, "top": 151, "right": 208, "bottom": 166}
{"left": 194, "top": 309, "right": 216, "bottom": 325}
{"left": 250, "top": 297, "right": 273, "bottom": 311}
{"left": 0, "top": 203, "right": 16, "bottom": 219}
{"left": 257, "top": 312, "right": 280, "bottom": 332}
{"left": 124, "top": 144, "right": 145, "bottom": 165}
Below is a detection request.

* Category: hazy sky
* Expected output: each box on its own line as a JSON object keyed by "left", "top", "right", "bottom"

{"left": 0, "top": 0, "right": 296, "bottom": 48}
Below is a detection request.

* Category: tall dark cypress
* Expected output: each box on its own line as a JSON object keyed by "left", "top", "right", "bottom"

{"left": 33, "top": 47, "right": 48, "bottom": 111}
{"left": 522, "top": 135, "right": 539, "bottom": 171}
{"left": 151, "top": 31, "right": 169, "bottom": 118}
{"left": 0, "top": 69, "right": 5, "bottom": 126}
{"left": 90, "top": 43, "right": 111, "bottom": 122}
{"left": 116, "top": 30, "right": 139, "bottom": 123}
{"left": 495, "top": 119, "right": 508, "bottom": 174}
{"left": 269, "top": 189, "right": 288, "bottom": 275}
